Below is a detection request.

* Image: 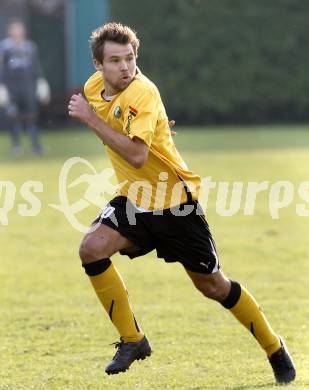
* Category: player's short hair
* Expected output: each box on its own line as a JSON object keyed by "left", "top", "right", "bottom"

{"left": 90, "top": 22, "right": 140, "bottom": 63}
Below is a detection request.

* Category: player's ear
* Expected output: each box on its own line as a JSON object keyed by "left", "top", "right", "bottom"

{"left": 93, "top": 57, "right": 103, "bottom": 71}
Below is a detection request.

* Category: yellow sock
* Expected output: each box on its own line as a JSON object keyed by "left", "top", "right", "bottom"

{"left": 229, "top": 285, "right": 280, "bottom": 356}
{"left": 88, "top": 262, "right": 144, "bottom": 343}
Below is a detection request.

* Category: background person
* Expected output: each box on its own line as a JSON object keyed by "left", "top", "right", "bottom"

{"left": 0, "top": 19, "right": 50, "bottom": 155}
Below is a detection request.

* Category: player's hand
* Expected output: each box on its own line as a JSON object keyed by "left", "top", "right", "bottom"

{"left": 0, "top": 84, "right": 10, "bottom": 107}
{"left": 68, "top": 93, "right": 97, "bottom": 125}
{"left": 169, "top": 119, "right": 177, "bottom": 136}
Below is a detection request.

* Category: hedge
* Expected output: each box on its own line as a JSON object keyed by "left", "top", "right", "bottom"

{"left": 111, "top": 0, "right": 309, "bottom": 124}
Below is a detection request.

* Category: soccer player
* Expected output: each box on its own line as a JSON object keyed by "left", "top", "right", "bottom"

{"left": 0, "top": 19, "right": 50, "bottom": 155}
{"left": 68, "top": 22, "right": 295, "bottom": 383}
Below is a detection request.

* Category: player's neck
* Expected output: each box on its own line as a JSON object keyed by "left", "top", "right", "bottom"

{"left": 103, "top": 87, "right": 117, "bottom": 97}
{"left": 101, "top": 90, "right": 113, "bottom": 102}
{"left": 103, "top": 79, "right": 120, "bottom": 97}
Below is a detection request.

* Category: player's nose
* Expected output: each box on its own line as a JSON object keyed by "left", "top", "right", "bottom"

{"left": 120, "top": 60, "right": 128, "bottom": 71}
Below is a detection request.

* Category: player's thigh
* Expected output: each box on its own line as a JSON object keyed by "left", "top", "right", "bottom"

{"left": 21, "top": 97, "right": 37, "bottom": 121}
{"left": 5, "top": 99, "right": 19, "bottom": 120}
{"left": 22, "top": 112, "right": 37, "bottom": 124}
{"left": 79, "top": 223, "right": 133, "bottom": 262}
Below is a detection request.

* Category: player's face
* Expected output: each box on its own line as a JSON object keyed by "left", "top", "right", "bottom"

{"left": 95, "top": 42, "right": 136, "bottom": 96}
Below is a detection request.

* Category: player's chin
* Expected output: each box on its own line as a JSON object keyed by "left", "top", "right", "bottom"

{"left": 119, "top": 78, "right": 132, "bottom": 90}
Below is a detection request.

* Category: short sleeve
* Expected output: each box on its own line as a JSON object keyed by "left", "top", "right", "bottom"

{"left": 123, "top": 85, "right": 158, "bottom": 147}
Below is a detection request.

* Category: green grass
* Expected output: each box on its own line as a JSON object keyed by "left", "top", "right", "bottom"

{"left": 0, "top": 125, "right": 308, "bottom": 390}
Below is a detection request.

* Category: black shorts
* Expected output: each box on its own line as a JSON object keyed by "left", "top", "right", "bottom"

{"left": 93, "top": 196, "right": 220, "bottom": 274}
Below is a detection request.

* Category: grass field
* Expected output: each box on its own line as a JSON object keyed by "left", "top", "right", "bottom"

{"left": 0, "top": 125, "right": 308, "bottom": 390}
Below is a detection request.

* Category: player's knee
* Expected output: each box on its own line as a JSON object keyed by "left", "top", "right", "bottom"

{"left": 194, "top": 279, "right": 227, "bottom": 302}
{"left": 79, "top": 240, "right": 93, "bottom": 263}
{"left": 79, "top": 236, "right": 109, "bottom": 264}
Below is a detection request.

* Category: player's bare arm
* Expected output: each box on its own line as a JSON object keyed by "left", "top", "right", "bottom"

{"left": 68, "top": 93, "right": 149, "bottom": 168}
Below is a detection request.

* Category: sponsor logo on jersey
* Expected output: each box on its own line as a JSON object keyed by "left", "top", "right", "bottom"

{"left": 126, "top": 106, "right": 138, "bottom": 134}
{"left": 126, "top": 114, "right": 132, "bottom": 134}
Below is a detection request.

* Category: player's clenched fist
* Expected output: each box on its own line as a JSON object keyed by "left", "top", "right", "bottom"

{"left": 68, "top": 93, "right": 95, "bottom": 125}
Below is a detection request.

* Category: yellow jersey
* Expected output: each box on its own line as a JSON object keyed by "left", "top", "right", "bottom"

{"left": 84, "top": 70, "right": 201, "bottom": 210}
